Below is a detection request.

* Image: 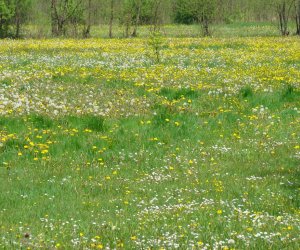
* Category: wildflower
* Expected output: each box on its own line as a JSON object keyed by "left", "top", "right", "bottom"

{"left": 130, "top": 235, "right": 137, "bottom": 240}
{"left": 228, "top": 239, "right": 235, "bottom": 244}
{"left": 197, "top": 241, "right": 203, "bottom": 246}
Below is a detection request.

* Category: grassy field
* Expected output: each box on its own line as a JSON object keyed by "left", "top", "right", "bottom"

{"left": 0, "top": 36, "right": 299, "bottom": 249}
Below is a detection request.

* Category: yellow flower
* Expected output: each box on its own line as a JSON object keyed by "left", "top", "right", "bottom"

{"left": 197, "top": 241, "right": 203, "bottom": 246}
{"left": 217, "top": 209, "right": 223, "bottom": 215}
{"left": 130, "top": 235, "right": 137, "bottom": 240}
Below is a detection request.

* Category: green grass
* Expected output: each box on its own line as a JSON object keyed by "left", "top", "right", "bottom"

{"left": 1, "top": 88, "right": 299, "bottom": 249}
{"left": 24, "top": 21, "right": 293, "bottom": 39}
{"left": 0, "top": 36, "right": 299, "bottom": 249}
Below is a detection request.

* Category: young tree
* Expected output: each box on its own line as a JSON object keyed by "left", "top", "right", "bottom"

{"left": 276, "top": 0, "right": 294, "bottom": 36}
{"left": 150, "top": 0, "right": 161, "bottom": 32}
{"left": 193, "top": 0, "right": 217, "bottom": 36}
{"left": 14, "top": 0, "right": 31, "bottom": 38}
{"left": 173, "top": 0, "right": 216, "bottom": 36}
{"left": 108, "top": 0, "right": 114, "bottom": 38}
{"left": 131, "top": 0, "right": 141, "bottom": 37}
{"left": 82, "top": 0, "right": 92, "bottom": 38}
{"left": 51, "top": 0, "right": 83, "bottom": 37}
{"left": 122, "top": 0, "right": 132, "bottom": 37}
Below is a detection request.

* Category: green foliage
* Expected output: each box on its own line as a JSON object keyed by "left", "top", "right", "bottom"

{"left": 173, "top": 0, "right": 217, "bottom": 36}
{"left": 174, "top": 0, "right": 197, "bottom": 24}
{"left": 1, "top": 0, "right": 299, "bottom": 38}
{"left": 0, "top": 0, "right": 31, "bottom": 38}
{"left": 0, "top": 0, "right": 14, "bottom": 37}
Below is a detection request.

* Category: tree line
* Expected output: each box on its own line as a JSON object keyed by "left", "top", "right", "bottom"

{"left": 0, "top": 0, "right": 300, "bottom": 38}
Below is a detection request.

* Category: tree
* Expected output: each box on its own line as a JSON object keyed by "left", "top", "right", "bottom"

{"left": 82, "top": 0, "right": 92, "bottom": 38}
{"left": 173, "top": 0, "right": 216, "bottom": 36}
{"left": 0, "top": 0, "right": 14, "bottom": 37}
{"left": 275, "top": 0, "right": 294, "bottom": 36}
{"left": 131, "top": 0, "right": 141, "bottom": 37}
{"left": 108, "top": 0, "right": 114, "bottom": 38}
{"left": 295, "top": 0, "right": 300, "bottom": 35}
{"left": 51, "top": 0, "right": 84, "bottom": 37}
{"left": 14, "top": 0, "right": 31, "bottom": 38}
{"left": 0, "top": 0, "right": 31, "bottom": 38}
{"left": 174, "top": 0, "right": 197, "bottom": 24}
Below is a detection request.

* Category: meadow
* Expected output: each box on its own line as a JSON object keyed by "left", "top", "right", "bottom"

{"left": 0, "top": 36, "right": 299, "bottom": 249}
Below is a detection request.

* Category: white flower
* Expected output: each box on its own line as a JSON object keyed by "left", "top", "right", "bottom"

{"left": 228, "top": 239, "right": 235, "bottom": 244}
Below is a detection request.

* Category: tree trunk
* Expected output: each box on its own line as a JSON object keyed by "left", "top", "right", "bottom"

{"left": 132, "top": 0, "right": 141, "bottom": 37}
{"left": 15, "top": 17, "right": 20, "bottom": 38}
{"left": 202, "top": 16, "right": 210, "bottom": 36}
{"left": 57, "top": 19, "right": 65, "bottom": 36}
{"left": 152, "top": 0, "right": 160, "bottom": 32}
{"left": 83, "top": 0, "right": 92, "bottom": 38}
{"left": 277, "top": 2, "right": 289, "bottom": 36}
{"left": 124, "top": 14, "right": 131, "bottom": 38}
{"left": 109, "top": 0, "right": 114, "bottom": 38}
{"left": 15, "top": 6, "right": 21, "bottom": 38}
{"left": 296, "top": 0, "right": 300, "bottom": 35}
{"left": 0, "top": 14, "right": 3, "bottom": 38}
{"left": 51, "top": 0, "right": 58, "bottom": 36}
